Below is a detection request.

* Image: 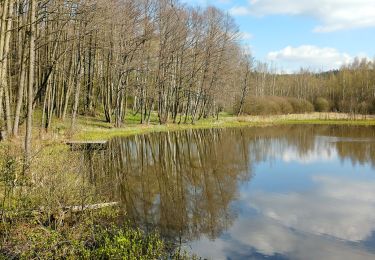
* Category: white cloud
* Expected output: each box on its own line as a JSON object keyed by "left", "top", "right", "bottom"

{"left": 238, "top": 32, "right": 253, "bottom": 41}
{"left": 267, "top": 45, "right": 355, "bottom": 71}
{"left": 182, "top": 0, "right": 232, "bottom": 7}
{"left": 230, "top": 6, "right": 252, "bottom": 16}
{"left": 230, "top": 0, "right": 375, "bottom": 32}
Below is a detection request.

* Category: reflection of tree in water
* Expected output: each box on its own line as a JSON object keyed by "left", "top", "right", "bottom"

{"left": 242, "top": 125, "right": 375, "bottom": 167}
{"left": 323, "top": 125, "right": 375, "bottom": 167}
{"left": 335, "top": 141, "right": 375, "bottom": 166}
{"left": 90, "top": 128, "right": 252, "bottom": 243}
{"left": 84, "top": 125, "right": 375, "bottom": 244}
{"left": 240, "top": 125, "right": 317, "bottom": 163}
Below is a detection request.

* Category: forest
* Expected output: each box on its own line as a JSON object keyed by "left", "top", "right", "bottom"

{"left": 1, "top": 0, "right": 375, "bottom": 144}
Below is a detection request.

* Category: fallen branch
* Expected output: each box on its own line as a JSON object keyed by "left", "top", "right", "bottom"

{"left": 64, "top": 202, "right": 119, "bottom": 212}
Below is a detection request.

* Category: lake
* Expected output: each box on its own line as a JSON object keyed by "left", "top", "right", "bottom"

{"left": 84, "top": 125, "right": 375, "bottom": 260}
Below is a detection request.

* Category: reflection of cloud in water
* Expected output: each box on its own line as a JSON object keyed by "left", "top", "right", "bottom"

{"left": 191, "top": 218, "right": 375, "bottom": 260}
{"left": 250, "top": 176, "right": 375, "bottom": 242}
{"left": 190, "top": 176, "right": 375, "bottom": 259}
{"left": 281, "top": 146, "right": 337, "bottom": 164}
{"left": 230, "top": 218, "right": 297, "bottom": 256}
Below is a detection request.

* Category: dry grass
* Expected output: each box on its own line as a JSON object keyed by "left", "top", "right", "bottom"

{"left": 68, "top": 112, "right": 375, "bottom": 141}
{"left": 236, "top": 112, "right": 375, "bottom": 122}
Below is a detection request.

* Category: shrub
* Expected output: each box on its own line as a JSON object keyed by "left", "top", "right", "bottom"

{"left": 314, "top": 97, "right": 330, "bottom": 112}
{"left": 270, "top": 96, "right": 294, "bottom": 114}
{"left": 370, "top": 99, "right": 375, "bottom": 114}
{"left": 287, "top": 98, "right": 314, "bottom": 113}
{"left": 235, "top": 96, "right": 314, "bottom": 115}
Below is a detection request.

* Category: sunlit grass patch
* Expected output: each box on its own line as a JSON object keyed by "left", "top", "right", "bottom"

{"left": 70, "top": 113, "right": 375, "bottom": 141}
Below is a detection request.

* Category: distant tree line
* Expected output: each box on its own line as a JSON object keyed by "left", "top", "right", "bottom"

{"left": 1, "top": 0, "right": 375, "bottom": 153}
{"left": 235, "top": 58, "right": 375, "bottom": 116}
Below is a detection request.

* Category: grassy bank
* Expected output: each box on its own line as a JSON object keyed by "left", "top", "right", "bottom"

{"left": 67, "top": 112, "right": 375, "bottom": 141}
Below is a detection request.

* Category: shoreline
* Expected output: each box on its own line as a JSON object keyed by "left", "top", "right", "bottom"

{"left": 72, "top": 113, "right": 375, "bottom": 141}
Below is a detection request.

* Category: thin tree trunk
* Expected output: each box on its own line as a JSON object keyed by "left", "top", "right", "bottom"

{"left": 13, "top": 50, "right": 26, "bottom": 137}
{"left": 0, "top": 0, "right": 13, "bottom": 137}
{"left": 25, "top": 0, "right": 36, "bottom": 171}
{"left": 71, "top": 48, "right": 82, "bottom": 132}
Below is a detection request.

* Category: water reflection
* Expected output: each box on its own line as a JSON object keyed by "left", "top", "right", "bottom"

{"left": 90, "top": 129, "right": 251, "bottom": 243}
{"left": 85, "top": 125, "right": 375, "bottom": 259}
{"left": 190, "top": 176, "right": 375, "bottom": 260}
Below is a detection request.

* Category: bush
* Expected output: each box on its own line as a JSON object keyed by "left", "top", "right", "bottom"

{"left": 287, "top": 98, "right": 313, "bottom": 113}
{"left": 235, "top": 96, "right": 314, "bottom": 115}
{"left": 314, "top": 97, "right": 330, "bottom": 112}
{"left": 270, "top": 97, "right": 294, "bottom": 114}
{"left": 370, "top": 99, "right": 375, "bottom": 114}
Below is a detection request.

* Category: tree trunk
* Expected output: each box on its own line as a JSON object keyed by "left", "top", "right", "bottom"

{"left": 25, "top": 0, "right": 36, "bottom": 171}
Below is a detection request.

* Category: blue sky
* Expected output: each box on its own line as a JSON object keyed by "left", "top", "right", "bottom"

{"left": 181, "top": 0, "right": 375, "bottom": 72}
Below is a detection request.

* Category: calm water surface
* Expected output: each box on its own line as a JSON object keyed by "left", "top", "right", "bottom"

{"left": 86, "top": 125, "right": 375, "bottom": 260}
